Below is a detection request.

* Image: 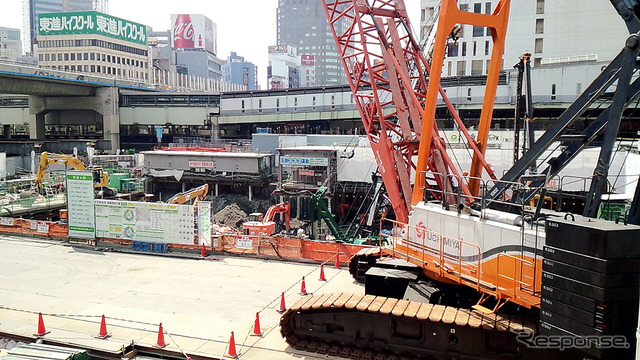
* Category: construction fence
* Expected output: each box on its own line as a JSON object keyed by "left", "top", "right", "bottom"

{"left": 0, "top": 217, "right": 368, "bottom": 265}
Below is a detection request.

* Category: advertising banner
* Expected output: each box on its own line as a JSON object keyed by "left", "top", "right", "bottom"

{"left": 280, "top": 156, "right": 329, "bottom": 166}
{"left": 197, "top": 201, "right": 211, "bottom": 246}
{"left": 66, "top": 171, "right": 96, "bottom": 239}
{"left": 38, "top": 11, "right": 147, "bottom": 45}
{"left": 171, "top": 14, "right": 217, "bottom": 54}
{"left": 300, "top": 54, "right": 315, "bottom": 66}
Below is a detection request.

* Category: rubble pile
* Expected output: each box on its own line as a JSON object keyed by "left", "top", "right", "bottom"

{"left": 210, "top": 193, "right": 272, "bottom": 215}
{"left": 212, "top": 203, "right": 249, "bottom": 229}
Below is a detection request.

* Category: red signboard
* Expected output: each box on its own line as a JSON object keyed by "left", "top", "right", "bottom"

{"left": 300, "top": 54, "right": 315, "bottom": 66}
{"left": 171, "top": 14, "right": 217, "bottom": 54}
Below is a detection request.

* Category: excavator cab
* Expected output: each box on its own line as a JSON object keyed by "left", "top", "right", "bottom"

{"left": 92, "top": 168, "right": 104, "bottom": 186}
{"left": 248, "top": 212, "right": 264, "bottom": 222}
{"left": 242, "top": 203, "right": 290, "bottom": 236}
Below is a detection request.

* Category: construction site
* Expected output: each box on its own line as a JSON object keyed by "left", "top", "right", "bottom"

{"left": 3, "top": 0, "right": 640, "bottom": 359}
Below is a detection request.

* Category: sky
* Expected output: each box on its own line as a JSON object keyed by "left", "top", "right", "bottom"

{"left": 0, "top": 0, "right": 421, "bottom": 88}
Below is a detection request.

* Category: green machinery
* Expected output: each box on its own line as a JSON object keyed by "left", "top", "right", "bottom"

{"left": 309, "top": 186, "right": 382, "bottom": 245}
{"left": 310, "top": 186, "right": 347, "bottom": 241}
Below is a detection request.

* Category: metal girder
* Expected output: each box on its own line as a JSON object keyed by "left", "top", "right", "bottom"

{"left": 583, "top": 35, "right": 640, "bottom": 217}
{"left": 416, "top": 0, "right": 511, "bottom": 202}
{"left": 485, "top": 44, "right": 639, "bottom": 203}
{"left": 322, "top": 0, "right": 500, "bottom": 222}
{"left": 518, "top": 76, "right": 640, "bottom": 204}
{"left": 486, "top": 0, "right": 640, "bottom": 208}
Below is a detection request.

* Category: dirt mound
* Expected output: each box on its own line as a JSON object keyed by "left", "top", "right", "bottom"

{"left": 210, "top": 193, "right": 273, "bottom": 215}
{"left": 212, "top": 203, "right": 249, "bottom": 229}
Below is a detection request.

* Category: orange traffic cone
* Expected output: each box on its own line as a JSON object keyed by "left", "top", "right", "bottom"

{"left": 277, "top": 292, "right": 287, "bottom": 313}
{"left": 95, "top": 314, "right": 111, "bottom": 339}
{"left": 225, "top": 331, "right": 238, "bottom": 358}
{"left": 251, "top": 312, "right": 262, "bottom": 336}
{"left": 34, "top": 312, "right": 50, "bottom": 336}
{"left": 154, "top": 323, "right": 168, "bottom": 348}
{"left": 319, "top": 263, "right": 327, "bottom": 281}
{"left": 299, "top": 276, "right": 309, "bottom": 296}
{"left": 201, "top": 243, "right": 206, "bottom": 257}
{"left": 334, "top": 251, "right": 340, "bottom": 269}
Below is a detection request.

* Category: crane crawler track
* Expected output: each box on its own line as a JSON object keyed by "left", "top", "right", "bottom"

{"left": 280, "top": 293, "right": 582, "bottom": 359}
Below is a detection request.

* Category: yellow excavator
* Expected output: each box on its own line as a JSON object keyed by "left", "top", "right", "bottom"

{"left": 166, "top": 184, "right": 209, "bottom": 206}
{"left": 35, "top": 152, "right": 117, "bottom": 197}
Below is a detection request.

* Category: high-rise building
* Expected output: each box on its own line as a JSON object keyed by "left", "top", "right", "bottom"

{"left": 23, "top": 0, "right": 108, "bottom": 54}
{"left": 276, "top": 0, "right": 346, "bottom": 86}
{"left": 222, "top": 52, "right": 258, "bottom": 90}
{"left": 0, "top": 27, "right": 22, "bottom": 62}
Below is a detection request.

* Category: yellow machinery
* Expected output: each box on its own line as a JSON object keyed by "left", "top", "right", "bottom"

{"left": 166, "top": 184, "right": 209, "bottom": 206}
{"left": 34, "top": 152, "right": 111, "bottom": 193}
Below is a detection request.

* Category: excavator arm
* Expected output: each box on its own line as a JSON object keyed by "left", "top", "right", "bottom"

{"left": 35, "top": 152, "right": 113, "bottom": 192}
{"left": 263, "top": 202, "right": 291, "bottom": 233}
{"left": 166, "top": 184, "right": 209, "bottom": 205}
{"left": 35, "top": 152, "right": 87, "bottom": 190}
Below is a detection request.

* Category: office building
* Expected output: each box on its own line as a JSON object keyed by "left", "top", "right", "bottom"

{"left": 36, "top": 11, "right": 148, "bottom": 80}
{"left": 420, "top": 0, "right": 628, "bottom": 77}
{"left": 23, "top": 0, "right": 108, "bottom": 54}
{"left": 276, "top": 0, "right": 346, "bottom": 86}
{"left": 0, "top": 27, "right": 22, "bottom": 62}
{"left": 268, "top": 44, "right": 299, "bottom": 89}
{"left": 222, "top": 52, "right": 258, "bottom": 90}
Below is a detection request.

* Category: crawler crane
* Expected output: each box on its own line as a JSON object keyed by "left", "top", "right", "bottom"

{"left": 279, "top": 1, "right": 640, "bottom": 359}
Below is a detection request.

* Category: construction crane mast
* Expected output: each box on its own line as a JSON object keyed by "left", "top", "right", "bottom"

{"left": 322, "top": 0, "right": 503, "bottom": 222}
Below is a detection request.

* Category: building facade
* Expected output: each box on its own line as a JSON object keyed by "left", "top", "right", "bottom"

{"left": 268, "top": 44, "right": 299, "bottom": 89}
{"left": 23, "top": 0, "right": 107, "bottom": 54}
{"left": 276, "top": 0, "right": 346, "bottom": 86}
{"left": 0, "top": 27, "right": 22, "bottom": 62}
{"left": 222, "top": 52, "right": 258, "bottom": 90}
{"left": 170, "top": 14, "right": 222, "bottom": 81}
{"left": 420, "top": 0, "right": 628, "bottom": 77}
{"left": 36, "top": 11, "right": 148, "bottom": 81}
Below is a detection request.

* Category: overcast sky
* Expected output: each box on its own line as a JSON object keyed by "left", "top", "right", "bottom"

{"left": 0, "top": 0, "right": 421, "bottom": 88}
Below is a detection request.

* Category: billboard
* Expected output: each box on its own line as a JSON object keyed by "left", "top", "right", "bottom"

{"left": 300, "top": 54, "right": 315, "bottom": 66}
{"left": 38, "top": 11, "right": 147, "bottom": 45}
{"left": 268, "top": 44, "right": 297, "bottom": 57}
{"left": 171, "top": 14, "right": 217, "bottom": 54}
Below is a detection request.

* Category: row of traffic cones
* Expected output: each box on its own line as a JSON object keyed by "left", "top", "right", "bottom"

{"left": 34, "top": 312, "right": 110, "bottom": 339}
{"left": 34, "top": 312, "right": 256, "bottom": 359}
{"left": 33, "top": 255, "right": 342, "bottom": 358}
{"left": 224, "top": 257, "right": 342, "bottom": 358}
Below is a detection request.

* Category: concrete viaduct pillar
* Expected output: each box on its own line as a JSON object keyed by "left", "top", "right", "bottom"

{"left": 28, "top": 86, "right": 120, "bottom": 152}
